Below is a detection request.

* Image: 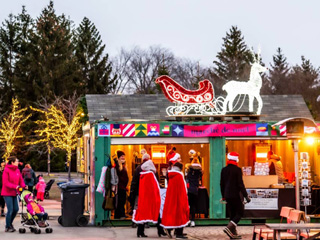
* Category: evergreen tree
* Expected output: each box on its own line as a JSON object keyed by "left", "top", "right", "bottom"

{"left": 13, "top": 6, "right": 37, "bottom": 107}
{"left": 74, "top": 17, "right": 117, "bottom": 94}
{"left": 0, "top": 14, "right": 19, "bottom": 113}
{"left": 268, "top": 48, "right": 290, "bottom": 94}
{"left": 27, "top": 1, "right": 79, "bottom": 101}
{"left": 213, "top": 26, "right": 253, "bottom": 82}
{"left": 290, "top": 56, "right": 319, "bottom": 118}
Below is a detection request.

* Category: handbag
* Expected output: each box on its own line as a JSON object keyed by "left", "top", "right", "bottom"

{"left": 102, "top": 190, "right": 115, "bottom": 210}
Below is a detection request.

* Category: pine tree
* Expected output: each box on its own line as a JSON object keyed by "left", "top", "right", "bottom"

{"left": 0, "top": 14, "right": 20, "bottom": 113}
{"left": 13, "top": 6, "right": 37, "bottom": 107}
{"left": 290, "top": 56, "right": 319, "bottom": 118}
{"left": 213, "top": 26, "right": 253, "bottom": 82}
{"left": 28, "top": 1, "right": 79, "bottom": 101}
{"left": 74, "top": 17, "right": 117, "bottom": 94}
{"left": 268, "top": 48, "right": 290, "bottom": 94}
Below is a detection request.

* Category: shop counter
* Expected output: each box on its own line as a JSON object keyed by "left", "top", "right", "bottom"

{"left": 243, "top": 175, "right": 278, "bottom": 188}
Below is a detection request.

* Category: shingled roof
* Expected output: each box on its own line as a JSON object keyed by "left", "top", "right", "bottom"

{"left": 85, "top": 94, "right": 312, "bottom": 122}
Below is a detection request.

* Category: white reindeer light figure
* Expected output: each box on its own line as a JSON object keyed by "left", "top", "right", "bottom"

{"left": 222, "top": 48, "right": 267, "bottom": 115}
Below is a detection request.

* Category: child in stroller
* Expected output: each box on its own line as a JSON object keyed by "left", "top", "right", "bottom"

{"left": 19, "top": 190, "right": 53, "bottom": 234}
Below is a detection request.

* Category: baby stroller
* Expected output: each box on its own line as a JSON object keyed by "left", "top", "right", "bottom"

{"left": 18, "top": 190, "right": 53, "bottom": 234}
{"left": 44, "top": 179, "right": 55, "bottom": 199}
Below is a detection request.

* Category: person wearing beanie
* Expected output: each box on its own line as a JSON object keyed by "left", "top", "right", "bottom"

{"left": 185, "top": 150, "right": 203, "bottom": 227}
{"left": 220, "top": 152, "right": 250, "bottom": 239}
{"left": 114, "top": 150, "right": 129, "bottom": 219}
{"left": 161, "top": 161, "right": 189, "bottom": 239}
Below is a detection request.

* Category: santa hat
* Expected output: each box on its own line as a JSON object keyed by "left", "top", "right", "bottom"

{"left": 117, "top": 150, "right": 125, "bottom": 159}
{"left": 227, "top": 152, "right": 239, "bottom": 162}
{"left": 169, "top": 153, "right": 181, "bottom": 162}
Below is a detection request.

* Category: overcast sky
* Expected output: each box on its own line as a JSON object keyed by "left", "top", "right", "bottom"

{"left": 1, "top": 0, "right": 320, "bottom": 68}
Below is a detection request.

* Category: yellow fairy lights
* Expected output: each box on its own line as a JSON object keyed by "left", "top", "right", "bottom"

{"left": 0, "top": 98, "right": 31, "bottom": 161}
{"left": 29, "top": 104, "right": 81, "bottom": 168}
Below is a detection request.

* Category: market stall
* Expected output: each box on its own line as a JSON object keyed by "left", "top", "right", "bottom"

{"left": 83, "top": 79, "right": 320, "bottom": 226}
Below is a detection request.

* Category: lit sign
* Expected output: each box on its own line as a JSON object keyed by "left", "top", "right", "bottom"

{"left": 155, "top": 48, "right": 266, "bottom": 116}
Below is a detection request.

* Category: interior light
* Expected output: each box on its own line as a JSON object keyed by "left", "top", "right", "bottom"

{"left": 306, "top": 137, "right": 315, "bottom": 145}
{"left": 256, "top": 153, "right": 267, "bottom": 158}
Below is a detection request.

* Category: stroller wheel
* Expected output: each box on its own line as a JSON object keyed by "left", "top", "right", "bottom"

{"left": 30, "top": 227, "right": 34, "bottom": 232}
{"left": 45, "top": 228, "right": 53, "bottom": 233}
{"left": 34, "top": 228, "right": 41, "bottom": 234}
{"left": 19, "top": 228, "right": 26, "bottom": 233}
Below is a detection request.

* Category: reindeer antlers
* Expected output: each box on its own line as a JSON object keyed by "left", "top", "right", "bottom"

{"left": 250, "top": 46, "right": 261, "bottom": 63}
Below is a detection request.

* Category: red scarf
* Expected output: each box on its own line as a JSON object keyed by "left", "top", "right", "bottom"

{"left": 227, "top": 160, "right": 238, "bottom": 166}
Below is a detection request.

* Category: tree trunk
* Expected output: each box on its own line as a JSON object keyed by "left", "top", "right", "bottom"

{"left": 67, "top": 150, "right": 71, "bottom": 181}
{"left": 47, "top": 151, "right": 51, "bottom": 176}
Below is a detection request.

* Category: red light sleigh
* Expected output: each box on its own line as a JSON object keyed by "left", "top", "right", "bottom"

{"left": 155, "top": 75, "right": 225, "bottom": 116}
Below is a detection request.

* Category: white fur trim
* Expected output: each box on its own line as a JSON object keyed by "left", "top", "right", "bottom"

{"left": 169, "top": 153, "right": 181, "bottom": 161}
{"left": 141, "top": 160, "right": 156, "bottom": 173}
{"left": 160, "top": 221, "right": 190, "bottom": 229}
{"left": 227, "top": 153, "right": 239, "bottom": 162}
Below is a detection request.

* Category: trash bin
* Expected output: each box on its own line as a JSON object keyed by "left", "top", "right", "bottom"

{"left": 58, "top": 183, "right": 89, "bottom": 227}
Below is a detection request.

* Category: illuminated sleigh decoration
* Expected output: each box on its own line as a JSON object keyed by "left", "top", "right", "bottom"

{"left": 155, "top": 75, "right": 225, "bottom": 116}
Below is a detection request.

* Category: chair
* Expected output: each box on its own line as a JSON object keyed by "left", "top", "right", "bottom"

{"left": 252, "top": 206, "right": 294, "bottom": 240}
{"left": 260, "top": 210, "right": 305, "bottom": 239}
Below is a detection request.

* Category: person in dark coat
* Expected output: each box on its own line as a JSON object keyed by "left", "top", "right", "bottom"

{"left": 114, "top": 150, "right": 129, "bottom": 219}
{"left": 220, "top": 152, "right": 250, "bottom": 239}
{"left": 21, "top": 164, "right": 37, "bottom": 192}
{"left": 185, "top": 151, "right": 203, "bottom": 227}
{"left": 0, "top": 161, "right": 6, "bottom": 216}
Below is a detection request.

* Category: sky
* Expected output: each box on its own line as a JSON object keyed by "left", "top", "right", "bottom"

{"left": 1, "top": 0, "right": 320, "bottom": 68}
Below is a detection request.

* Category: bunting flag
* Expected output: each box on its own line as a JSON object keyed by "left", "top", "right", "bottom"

{"left": 98, "top": 124, "right": 110, "bottom": 136}
{"left": 122, "top": 124, "right": 135, "bottom": 137}
{"left": 160, "top": 123, "right": 171, "bottom": 136}
{"left": 279, "top": 125, "right": 286, "bottom": 136}
{"left": 147, "top": 124, "right": 160, "bottom": 136}
{"left": 256, "top": 123, "right": 268, "bottom": 136}
{"left": 135, "top": 124, "right": 147, "bottom": 137}
{"left": 111, "top": 124, "right": 122, "bottom": 137}
{"left": 172, "top": 124, "right": 184, "bottom": 137}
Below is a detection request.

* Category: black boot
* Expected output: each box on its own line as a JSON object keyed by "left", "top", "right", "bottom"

{"left": 137, "top": 224, "right": 148, "bottom": 238}
{"left": 223, "top": 221, "right": 241, "bottom": 239}
{"left": 157, "top": 225, "right": 166, "bottom": 237}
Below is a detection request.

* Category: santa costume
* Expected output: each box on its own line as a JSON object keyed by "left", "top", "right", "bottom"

{"left": 132, "top": 160, "right": 161, "bottom": 224}
{"left": 161, "top": 162, "right": 189, "bottom": 238}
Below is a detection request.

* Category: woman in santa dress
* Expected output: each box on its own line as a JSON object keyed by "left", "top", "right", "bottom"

{"left": 132, "top": 156, "right": 161, "bottom": 238}
{"left": 161, "top": 161, "right": 189, "bottom": 239}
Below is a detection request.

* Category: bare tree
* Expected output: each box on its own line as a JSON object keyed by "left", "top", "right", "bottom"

{"left": 113, "top": 46, "right": 175, "bottom": 94}
{"left": 171, "top": 58, "right": 211, "bottom": 90}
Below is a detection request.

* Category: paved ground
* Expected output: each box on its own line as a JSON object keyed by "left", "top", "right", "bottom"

{"left": 0, "top": 172, "right": 256, "bottom": 239}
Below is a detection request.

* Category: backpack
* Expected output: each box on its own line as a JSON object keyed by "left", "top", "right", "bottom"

{"left": 24, "top": 170, "right": 32, "bottom": 181}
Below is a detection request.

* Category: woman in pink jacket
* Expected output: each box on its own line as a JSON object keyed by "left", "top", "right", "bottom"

{"left": 1, "top": 156, "right": 26, "bottom": 232}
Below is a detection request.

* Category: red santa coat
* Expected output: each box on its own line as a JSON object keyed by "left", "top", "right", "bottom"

{"left": 132, "top": 171, "right": 161, "bottom": 224}
{"left": 161, "top": 170, "right": 190, "bottom": 229}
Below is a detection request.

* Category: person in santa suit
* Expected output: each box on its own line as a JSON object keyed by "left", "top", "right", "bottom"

{"left": 161, "top": 161, "right": 189, "bottom": 239}
{"left": 130, "top": 154, "right": 165, "bottom": 238}
{"left": 220, "top": 152, "right": 251, "bottom": 239}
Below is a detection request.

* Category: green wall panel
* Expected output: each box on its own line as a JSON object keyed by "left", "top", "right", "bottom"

{"left": 209, "top": 137, "right": 226, "bottom": 219}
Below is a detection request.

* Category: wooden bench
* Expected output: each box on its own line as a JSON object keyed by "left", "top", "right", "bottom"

{"left": 252, "top": 206, "right": 294, "bottom": 240}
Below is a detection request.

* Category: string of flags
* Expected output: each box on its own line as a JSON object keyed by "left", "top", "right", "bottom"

{"left": 97, "top": 122, "right": 320, "bottom": 138}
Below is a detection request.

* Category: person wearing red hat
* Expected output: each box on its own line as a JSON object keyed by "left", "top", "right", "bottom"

{"left": 161, "top": 161, "right": 189, "bottom": 239}
{"left": 220, "top": 152, "right": 250, "bottom": 239}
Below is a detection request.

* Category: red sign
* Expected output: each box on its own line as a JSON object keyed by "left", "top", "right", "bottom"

{"left": 183, "top": 124, "right": 257, "bottom": 137}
